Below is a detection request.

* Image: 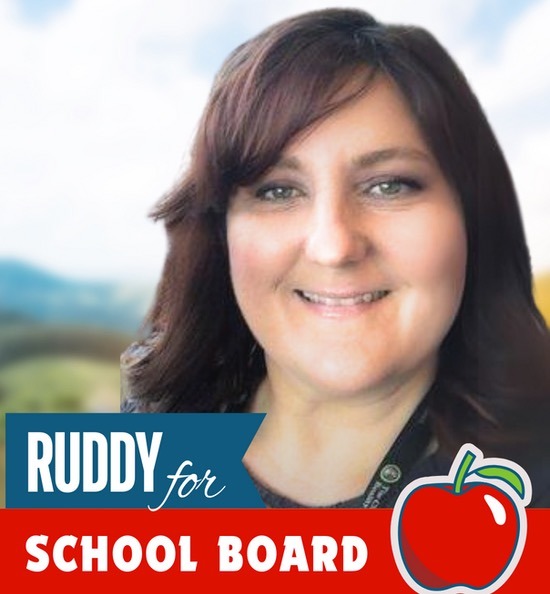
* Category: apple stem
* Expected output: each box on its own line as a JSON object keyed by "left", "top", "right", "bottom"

{"left": 453, "top": 450, "right": 476, "bottom": 494}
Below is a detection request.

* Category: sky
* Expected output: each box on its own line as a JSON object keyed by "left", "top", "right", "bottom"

{"left": 1, "top": 0, "right": 549, "bottom": 284}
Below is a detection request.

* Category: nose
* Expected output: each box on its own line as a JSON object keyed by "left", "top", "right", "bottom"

{"left": 304, "top": 193, "right": 370, "bottom": 267}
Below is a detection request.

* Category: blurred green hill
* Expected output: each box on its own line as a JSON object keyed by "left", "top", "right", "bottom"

{"left": 0, "top": 258, "right": 152, "bottom": 333}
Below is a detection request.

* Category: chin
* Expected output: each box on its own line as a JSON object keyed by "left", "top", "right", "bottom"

{"left": 291, "top": 351, "right": 436, "bottom": 402}
{"left": 297, "top": 364, "right": 396, "bottom": 400}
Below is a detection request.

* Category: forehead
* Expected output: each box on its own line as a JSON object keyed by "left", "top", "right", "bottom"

{"left": 275, "top": 75, "right": 435, "bottom": 167}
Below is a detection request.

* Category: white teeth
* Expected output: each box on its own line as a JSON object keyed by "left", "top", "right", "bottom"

{"left": 299, "top": 290, "right": 389, "bottom": 306}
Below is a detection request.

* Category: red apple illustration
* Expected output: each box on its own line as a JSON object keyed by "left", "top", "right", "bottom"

{"left": 391, "top": 444, "right": 531, "bottom": 594}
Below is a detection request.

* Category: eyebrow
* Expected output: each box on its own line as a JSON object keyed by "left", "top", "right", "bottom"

{"left": 270, "top": 147, "right": 433, "bottom": 173}
{"left": 352, "top": 147, "right": 433, "bottom": 168}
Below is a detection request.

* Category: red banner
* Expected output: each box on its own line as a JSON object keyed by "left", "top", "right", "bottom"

{"left": 0, "top": 508, "right": 547, "bottom": 590}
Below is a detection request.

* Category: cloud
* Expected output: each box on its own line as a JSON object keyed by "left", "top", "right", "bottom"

{"left": 463, "top": 0, "right": 550, "bottom": 109}
{"left": 1, "top": 0, "right": 549, "bottom": 283}
{"left": 0, "top": 0, "right": 224, "bottom": 282}
{"left": 454, "top": 0, "right": 550, "bottom": 274}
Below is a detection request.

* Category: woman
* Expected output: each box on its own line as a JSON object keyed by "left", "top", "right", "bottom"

{"left": 121, "top": 8, "right": 550, "bottom": 507}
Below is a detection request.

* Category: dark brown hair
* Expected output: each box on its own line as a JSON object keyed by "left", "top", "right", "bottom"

{"left": 122, "top": 8, "right": 550, "bottom": 463}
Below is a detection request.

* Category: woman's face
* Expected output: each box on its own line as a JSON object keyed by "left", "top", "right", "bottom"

{"left": 226, "top": 76, "right": 467, "bottom": 401}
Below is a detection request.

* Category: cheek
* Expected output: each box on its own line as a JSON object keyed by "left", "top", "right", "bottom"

{"left": 389, "top": 204, "right": 467, "bottom": 289}
{"left": 386, "top": 204, "right": 467, "bottom": 336}
{"left": 227, "top": 228, "right": 259, "bottom": 301}
{"left": 226, "top": 215, "right": 293, "bottom": 302}
{"left": 429, "top": 215, "right": 467, "bottom": 297}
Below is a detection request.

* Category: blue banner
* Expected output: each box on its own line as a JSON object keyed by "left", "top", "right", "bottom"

{"left": 6, "top": 413, "right": 265, "bottom": 509}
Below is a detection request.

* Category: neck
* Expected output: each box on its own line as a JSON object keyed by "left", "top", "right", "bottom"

{"left": 244, "top": 363, "right": 435, "bottom": 506}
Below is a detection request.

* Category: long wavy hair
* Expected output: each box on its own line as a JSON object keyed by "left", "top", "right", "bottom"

{"left": 122, "top": 8, "right": 550, "bottom": 463}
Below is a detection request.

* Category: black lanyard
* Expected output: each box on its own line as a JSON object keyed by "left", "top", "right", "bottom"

{"left": 361, "top": 395, "right": 432, "bottom": 508}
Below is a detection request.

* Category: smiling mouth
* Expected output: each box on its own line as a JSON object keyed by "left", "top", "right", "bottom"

{"left": 296, "top": 289, "right": 391, "bottom": 306}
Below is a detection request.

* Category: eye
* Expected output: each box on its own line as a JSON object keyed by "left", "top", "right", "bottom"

{"left": 366, "top": 177, "right": 423, "bottom": 198}
{"left": 255, "top": 184, "right": 303, "bottom": 202}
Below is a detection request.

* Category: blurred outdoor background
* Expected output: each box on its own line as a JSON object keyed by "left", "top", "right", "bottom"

{"left": 1, "top": 0, "right": 550, "bottom": 506}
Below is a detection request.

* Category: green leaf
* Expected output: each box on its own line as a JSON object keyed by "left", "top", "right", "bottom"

{"left": 472, "top": 465, "right": 525, "bottom": 498}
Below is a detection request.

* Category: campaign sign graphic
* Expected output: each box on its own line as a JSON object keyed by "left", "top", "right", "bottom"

{"left": 390, "top": 443, "right": 531, "bottom": 594}
{"left": 5, "top": 413, "right": 265, "bottom": 509}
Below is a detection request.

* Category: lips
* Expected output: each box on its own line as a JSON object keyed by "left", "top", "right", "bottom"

{"left": 296, "top": 289, "right": 390, "bottom": 306}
